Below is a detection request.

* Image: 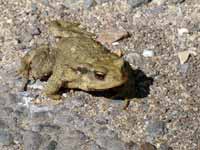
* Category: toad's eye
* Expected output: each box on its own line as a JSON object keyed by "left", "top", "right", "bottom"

{"left": 94, "top": 71, "right": 106, "bottom": 80}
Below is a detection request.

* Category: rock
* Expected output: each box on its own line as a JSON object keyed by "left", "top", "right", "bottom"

{"left": 23, "top": 131, "right": 42, "bottom": 150}
{"left": 128, "top": 0, "right": 151, "bottom": 9}
{"left": 0, "top": 93, "right": 19, "bottom": 106}
{"left": 46, "top": 140, "right": 57, "bottom": 150}
{"left": 84, "top": 0, "right": 97, "bottom": 9}
{"left": 81, "top": 141, "right": 104, "bottom": 150}
{"left": 0, "top": 130, "right": 13, "bottom": 146}
{"left": 97, "top": 28, "right": 129, "bottom": 45}
{"left": 177, "top": 50, "right": 197, "bottom": 64}
{"left": 56, "top": 129, "right": 90, "bottom": 149}
{"left": 140, "top": 143, "right": 157, "bottom": 150}
{"left": 32, "top": 124, "right": 60, "bottom": 133}
{"left": 29, "top": 105, "right": 53, "bottom": 123}
{"left": 142, "top": 49, "right": 155, "bottom": 57}
{"left": 146, "top": 120, "right": 166, "bottom": 138}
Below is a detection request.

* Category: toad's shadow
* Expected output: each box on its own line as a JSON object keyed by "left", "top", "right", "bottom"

{"left": 88, "top": 63, "right": 154, "bottom": 100}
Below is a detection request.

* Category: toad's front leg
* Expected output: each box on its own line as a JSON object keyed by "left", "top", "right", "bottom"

{"left": 43, "top": 74, "right": 63, "bottom": 100}
{"left": 43, "top": 65, "right": 80, "bottom": 100}
{"left": 17, "top": 54, "right": 33, "bottom": 91}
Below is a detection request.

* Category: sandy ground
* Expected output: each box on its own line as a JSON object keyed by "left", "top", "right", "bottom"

{"left": 0, "top": 0, "right": 200, "bottom": 149}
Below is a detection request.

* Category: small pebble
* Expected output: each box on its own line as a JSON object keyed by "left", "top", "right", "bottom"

{"left": 112, "top": 42, "right": 119, "bottom": 46}
{"left": 177, "top": 50, "right": 197, "bottom": 64}
{"left": 95, "top": 0, "right": 109, "bottom": 4}
{"left": 128, "top": 0, "right": 151, "bottom": 9}
{"left": 42, "top": 0, "right": 49, "bottom": 6}
{"left": 179, "top": 63, "right": 189, "bottom": 74}
{"left": 63, "top": 0, "right": 83, "bottom": 9}
{"left": 178, "top": 28, "right": 189, "bottom": 36}
{"left": 43, "top": 11, "right": 49, "bottom": 16}
{"left": 159, "top": 143, "right": 173, "bottom": 150}
{"left": 31, "top": 3, "right": 38, "bottom": 13}
{"left": 112, "top": 49, "right": 123, "bottom": 57}
{"left": 31, "top": 27, "right": 41, "bottom": 36}
{"left": 124, "top": 52, "right": 142, "bottom": 69}
{"left": 23, "top": 32, "right": 33, "bottom": 42}
{"left": 46, "top": 140, "right": 57, "bottom": 150}
{"left": 97, "top": 28, "right": 129, "bottom": 45}
{"left": 84, "top": 0, "right": 96, "bottom": 9}
{"left": 29, "top": 80, "right": 44, "bottom": 90}
{"left": 6, "top": 19, "right": 12, "bottom": 24}
{"left": 142, "top": 49, "right": 155, "bottom": 57}
{"left": 18, "top": 91, "right": 30, "bottom": 97}
{"left": 170, "top": 0, "right": 185, "bottom": 4}
{"left": 152, "top": 0, "right": 166, "bottom": 5}
{"left": 144, "top": 6, "right": 166, "bottom": 15}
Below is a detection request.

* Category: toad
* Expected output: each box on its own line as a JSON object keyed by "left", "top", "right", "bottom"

{"left": 18, "top": 20, "right": 129, "bottom": 99}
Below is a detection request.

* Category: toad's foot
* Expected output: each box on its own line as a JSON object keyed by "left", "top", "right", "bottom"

{"left": 123, "top": 99, "right": 130, "bottom": 110}
{"left": 43, "top": 74, "right": 63, "bottom": 100}
{"left": 43, "top": 92, "right": 62, "bottom": 100}
{"left": 16, "top": 70, "right": 33, "bottom": 91}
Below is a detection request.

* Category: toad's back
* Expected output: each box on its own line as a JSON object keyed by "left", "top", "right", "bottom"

{"left": 55, "top": 36, "right": 120, "bottom": 66}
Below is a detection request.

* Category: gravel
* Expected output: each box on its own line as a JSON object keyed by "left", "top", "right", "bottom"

{"left": 0, "top": 0, "right": 199, "bottom": 150}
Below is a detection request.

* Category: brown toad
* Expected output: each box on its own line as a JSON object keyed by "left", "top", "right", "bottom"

{"left": 18, "top": 20, "right": 128, "bottom": 99}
